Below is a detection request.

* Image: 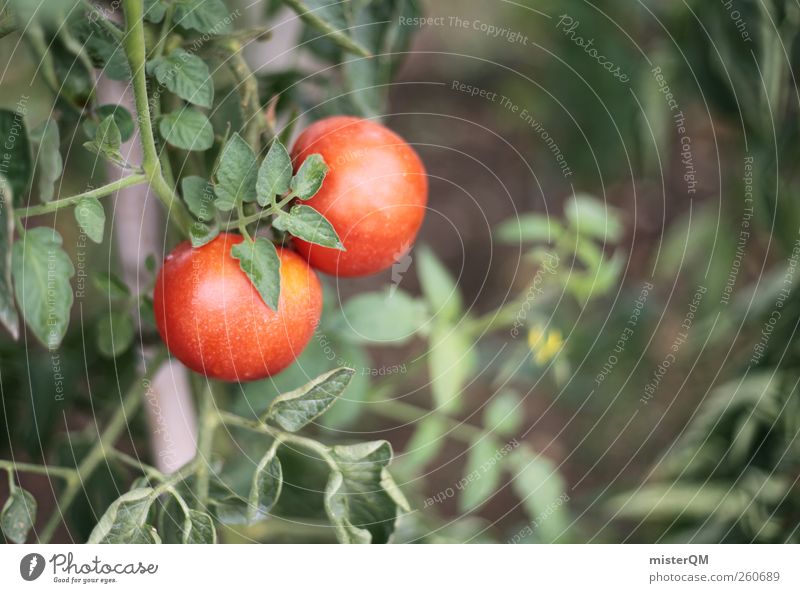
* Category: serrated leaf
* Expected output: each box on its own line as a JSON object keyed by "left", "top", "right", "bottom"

{"left": 159, "top": 108, "right": 213, "bottom": 151}
{"left": 0, "top": 177, "right": 18, "bottom": 339}
{"left": 213, "top": 133, "right": 257, "bottom": 210}
{"left": 92, "top": 271, "right": 130, "bottom": 300}
{"left": 484, "top": 389, "right": 523, "bottom": 437}
{"left": 335, "top": 289, "right": 427, "bottom": 345}
{"left": 248, "top": 444, "right": 283, "bottom": 522}
{"left": 147, "top": 48, "right": 214, "bottom": 108}
{"left": 181, "top": 176, "right": 215, "bottom": 221}
{"left": 276, "top": 204, "right": 343, "bottom": 249}
{"left": 291, "top": 153, "right": 328, "bottom": 200}
{"left": 1, "top": 487, "right": 36, "bottom": 544}
{"left": 283, "top": 0, "right": 370, "bottom": 58}
{"left": 189, "top": 220, "right": 219, "bottom": 248}
{"left": 83, "top": 105, "right": 135, "bottom": 143}
{"left": 417, "top": 245, "right": 462, "bottom": 323}
{"left": 183, "top": 510, "right": 216, "bottom": 543}
{"left": 74, "top": 198, "right": 106, "bottom": 244}
{"left": 256, "top": 140, "right": 292, "bottom": 206}
{"left": 264, "top": 367, "right": 355, "bottom": 431}
{"left": 97, "top": 311, "right": 134, "bottom": 358}
{"left": 12, "top": 228, "right": 74, "bottom": 349}
{"left": 144, "top": 0, "right": 167, "bottom": 22}
{"left": 84, "top": 115, "right": 124, "bottom": 166}
{"left": 30, "top": 118, "right": 62, "bottom": 203}
{"left": 324, "top": 440, "right": 401, "bottom": 544}
{"left": 88, "top": 488, "right": 157, "bottom": 543}
{"left": 73, "top": 19, "right": 130, "bottom": 81}
{"left": 458, "top": 437, "right": 503, "bottom": 512}
{"left": 0, "top": 109, "right": 32, "bottom": 203}
{"left": 174, "top": 0, "right": 233, "bottom": 34}
{"left": 231, "top": 237, "right": 280, "bottom": 311}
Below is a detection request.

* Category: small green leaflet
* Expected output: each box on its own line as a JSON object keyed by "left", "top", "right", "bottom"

{"left": 248, "top": 443, "right": 283, "bottom": 522}
{"left": 1, "top": 487, "right": 36, "bottom": 544}
{"left": 12, "top": 228, "right": 75, "bottom": 349}
{"left": 274, "top": 204, "right": 343, "bottom": 250}
{"left": 0, "top": 176, "right": 18, "bottom": 339}
{"left": 147, "top": 48, "right": 214, "bottom": 108}
{"left": 213, "top": 133, "right": 258, "bottom": 211}
{"left": 183, "top": 510, "right": 216, "bottom": 543}
{"left": 256, "top": 140, "right": 292, "bottom": 207}
{"left": 84, "top": 105, "right": 135, "bottom": 143}
{"left": 416, "top": 245, "right": 462, "bottom": 323}
{"left": 88, "top": 488, "right": 159, "bottom": 544}
{"left": 96, "top": 311, "right": 135, "bottom": 358}
{"left": 0, "top": 109, "right": 32, "bottom": 203}
{"left": 189, "top": 221, "right": 219, "bottom": 248}
{"left": 230, "top": 237, "right": 281, "bottom": 311}
{"left": 181, "top": 176, "right": 216, "bottom": 221}
{"left": 262, "top": 367, "right": 355, "bottom": 431}
{"left": 291, "top": 153, "right": 328, "bottom": 199}
{"left": 74, "top": 198, "right": 106, "bottom": 244}
{"left": 83, "top": 115, "right": 125, "bottom": 167}
{"left": 143, "top": 0, "right": 167, "bottom": 23}
{"left": 159, "top": 108, "right": 214, "bottom": 151}
{"left": 30, "top": 118, "right": 62, "bottom": 203}
{"left": 92, "top": 271, "right": 130, "bottom": 300}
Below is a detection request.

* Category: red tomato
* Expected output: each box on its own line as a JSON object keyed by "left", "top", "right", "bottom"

{"left": 290, "top": 116, "right": 428, "bottom": 276}
{"left": 153, "top": 233, "right": 322, "bottom": 381}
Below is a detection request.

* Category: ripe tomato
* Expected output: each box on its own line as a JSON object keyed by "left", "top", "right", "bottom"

{"left": 153, "top": 233, "right": 322, "bottom": 381}
{"left": 290, "top": 116, "right": 428, "bottom": 276}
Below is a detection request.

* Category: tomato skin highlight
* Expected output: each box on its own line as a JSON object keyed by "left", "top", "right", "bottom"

{"left": 153, "top": 233, "right": 322, "bottom": 382}
{"left": 290, "top": 116, "right": 428, "bottom": 277}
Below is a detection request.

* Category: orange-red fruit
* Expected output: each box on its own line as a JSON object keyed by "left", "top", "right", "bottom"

{"left": 290, "top": 116, "right": 428, "bottom": 277}
{"left": 154, "top": 233, "right": 322, "bottom": 382}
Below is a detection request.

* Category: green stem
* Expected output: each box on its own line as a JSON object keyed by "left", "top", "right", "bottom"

{"left": 226, "top": 43, "right": 263, "bottom": 149}
{"left": 0, "top": 460, "right": 77, "bottom": 481}
{"left": 122, "top": 0, "right": 192, "bottom": 236}
{"left": 38, "top": 348, "right": 168, "bottom": 544}
{"left": 224, "top": 192, "right": 296, "bottom": 231}
{"left": 108, "top": 449, "right": 163, "bottom": 479}
{"left": 194, "top": 380, "right": 217, "bottom": 506}
{"left": 16, "top": 174, "right": 148, "bottom": 219}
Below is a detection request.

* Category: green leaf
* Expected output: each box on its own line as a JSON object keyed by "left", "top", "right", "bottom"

{"left": 428, "top": 322, "right": 475, "bottom": 413}
{"left": 84, "top": 105, "right": 135, "bottom": 143}
{"left": 507, "top": 447, "right": 569, "bottom": 543}
{"left": 0, "top": 4, "right": 18, "bottom": 39}
{"left": 183, "top": 510, "right": 216, "bottom": 544}
{"left": 335, "top": 289, "right": 427, "bottom": 344}
{"left": 256, "top": 140, "right": 292, "bottom": 206}
{"left": 174, "top": 0, "right": 233, "bottom": 34}
{"left": 96, "top": 311, "right": 135, "bottom": 358}
{"left": 213, "top": 133, "right": 257, "bottom": 210}
{"left": 1, "top": 487, "right": 36, "bottom": 544}
{"left": 397, "top": 416, "right": 446, "bottom": 475}
{"left": 484, "top": 389, "right": 523, "bottom": 437}
{"left": 144, "top": 0, "right": 167, "bottom": 23}
{"left": 74, "top": 198, "right": 106, "bottom": 244}
{"left": 264, "top": 367, "right": 355, "bottom": 432}
{"left": 230, "top": 237, "right": 281, "bottom": 311}
{"left": 12, "top": 228, "right": 75, "bottom": 349}
{"left": 72, "top": 19, "right": 130, "bottom": 81}
{"left": 159, "top": 108, "right": 213, "bottom": 151}
{"left": 290, "top": 153, "right": 328, "bottom": 200}
{"left": 325, "top": 440, "right": 402, "bottom": 544}
{"left": 207, "top": 479, "right": 251, "bottom": 525}
{"left": 0, "top": 177, "right": 19, "bottom": 339}
{"left": 564, "top": 194, "right": 623, "bottom": 241}
{"left": 458, "top": 437, "right": 505, "bottom": 513}
{"left": 283, "top": 0, "right": 371, "bottom": 58}
{"left": 181, "top": 176, "right": 215, "bottom": 221}
{"left": 147, "top": 48, "right": 214, "bottom": 108}
{"left": 275, "top": 204, "right": 343, "bottom": 249}
{"left": 417, "top": 245, "right": 462, "bottom": 323}
{"left": 87, "top": 488, "right": 158, "bottom": 543}
{"left": 0, "top": 109, "right": 32, "bottom": 203}
{"left": 189, "top": 220, "right": 220, "bottom": 248}
{"left": 30, "top": 118, "right": 62, "bottom": 203}
{"left": 83, "top": 115, "right": 124, "bottom": 167}
{"left": 92, "top": 271, "right": 130, "bottom": 300}
{"left": 248, "top": 444, "right": 283, "bottom": 522}
{"left": 496, "top": 214, "right": 563, "bottom": 244}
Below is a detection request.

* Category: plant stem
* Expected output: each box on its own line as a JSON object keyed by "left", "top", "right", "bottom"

{"left": 224, "top": 192, "right": 296, "bottom": 231}
{"left": 121, "top": 0, "right": 193, "bottom": 236}
{"left": 226, "top": 42, "right": 263, "bottom": 149}
{"left": 17, "top": 174, "right": 148, "bottom": 219}
{"left": 108, "top": 449, "right": 163, "bottom": 479}
{"left": 38, "top": 348, "right": 168, "bottom": 544}
{"left": 0, "top": 460, "right": 77, "bottom": 481}
{"left": 194, "top": 381, "right": 217, "bottom": 506}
